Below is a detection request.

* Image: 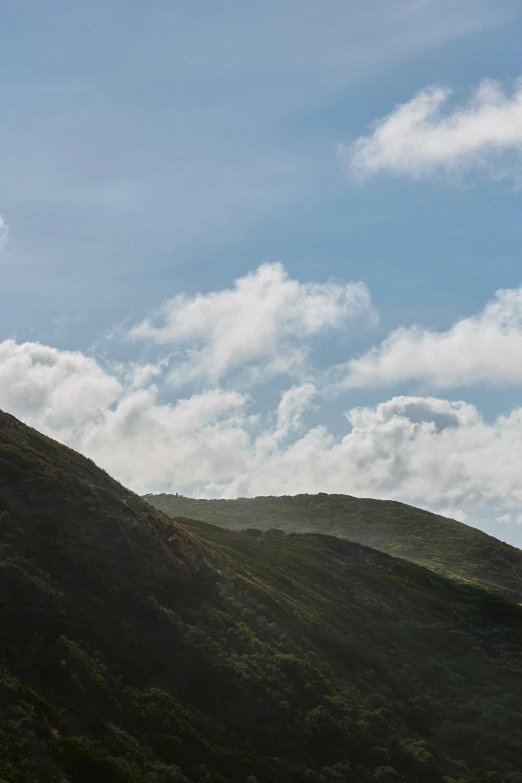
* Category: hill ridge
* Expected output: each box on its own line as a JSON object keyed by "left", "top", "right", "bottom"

{"left": 145, "top": 491, "right": 522, "bottom": 599}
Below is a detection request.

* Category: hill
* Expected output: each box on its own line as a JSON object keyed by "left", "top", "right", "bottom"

{"left": 144, "top": 493, "right": 522, "bottom": 599}
{"left": 2, "top": 410, "right": 522, "bottom": 782}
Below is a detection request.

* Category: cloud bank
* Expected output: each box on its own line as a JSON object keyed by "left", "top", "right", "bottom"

{"left": 341, "top": 77, "right": 522, "bottom": 182}
{"left": 3, "top": 267, "right": 522, "bottom": 529}
{"left": 2, "top": 339, "right": 522, "bottom": 525}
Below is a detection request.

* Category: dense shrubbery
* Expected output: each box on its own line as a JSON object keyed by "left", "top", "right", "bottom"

{"left": 1, "top": 411, "right": 522, "bottom": 781}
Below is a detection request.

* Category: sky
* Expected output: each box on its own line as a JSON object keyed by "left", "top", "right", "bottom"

{"left": 2, "top": 1, "right": 522, "bottom": 544}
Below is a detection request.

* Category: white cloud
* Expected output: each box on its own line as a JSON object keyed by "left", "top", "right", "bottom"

{"left": 275, "top": 383, "right": 317, "bottom": 439}
{"left": 79, "top": 386, "right": 250, "bottom": 490}
{"left": 84, "top": 389, "right": 522, "bottom": 517}
{"left": 0, "top": 339, "right": 121, "bottom": 441}
{"left": 343, "top": 285, "right": 522, "bottom": 389}
{"left": 127, "top": 360, "right": 168, "bottom": 389}
{"left": 0, "top": 338, "right": 249, "bottom": 491}
{"left": 494, "top": 512, "right": 522, "bottom": 524}
{"left": 210, "top": 396, "right": 522, "bottom": 517}
{"left": 3, "top": 334, "right": 522, "bottom": 525}
{"left": 0, "top": 216, "right": 8, "bottom": 251}
{"left": 341, "top": 77, "right": 522, "bottom": 182}
{"left": 129, "top": 263, "right": 374, "bottom": 386}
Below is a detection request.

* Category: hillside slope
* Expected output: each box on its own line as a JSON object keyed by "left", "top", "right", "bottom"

{"left": 145, "top": 493, "right": 522, "bottom": 599}
{"left": 2, "top": 411, "right": 522, "bottom": 782}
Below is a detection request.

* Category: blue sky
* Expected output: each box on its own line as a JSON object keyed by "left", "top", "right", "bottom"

{"left": 2, "top": 1, "right": 522, "bottom": 543}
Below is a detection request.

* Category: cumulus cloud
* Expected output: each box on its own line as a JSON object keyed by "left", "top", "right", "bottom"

{"left": 0, "top": 339, "right": 249, "bottom": 491}
{"left": 129, "top": 262, "right": 374, "bottom": 386}
{"left": 0, "top": 216, "right": 8, "bottom": 251}
{"left": 343, "top": 285, "right": 522, "bottom": 389}
{"left": 80, "top": 386, "right": 250, "bottom": 490}
{"left": 210, "top": 396, "right": 522, "bottom": 516}
{"left": 3, "top": 334, "right": 522, "bottom": 524}
{"left": 340, "top": 77, "right": 522, "bottom": 182}
{"left": 0, "top": 339, "right": 121, "bottom": 441}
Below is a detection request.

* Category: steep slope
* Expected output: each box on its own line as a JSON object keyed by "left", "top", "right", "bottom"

{"left": 145, "top": 493, "right": 522, "bottom": 599}
{"left": 2, "top": 412, "right": 522, "bottom": 782}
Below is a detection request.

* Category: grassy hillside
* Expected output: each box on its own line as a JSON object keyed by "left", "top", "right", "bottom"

{"left": 2, "top": 411, "right": 522, "bottom": 782}
{"left": 145, "top": 493, "right": 522, "bottom": 599}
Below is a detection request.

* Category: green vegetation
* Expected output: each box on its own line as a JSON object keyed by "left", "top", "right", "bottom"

{"left": 145, "top": 493, "right": 522, "bottom": 599}
{"left": 2, "top": 410, "right": 522, "bottom": 781}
